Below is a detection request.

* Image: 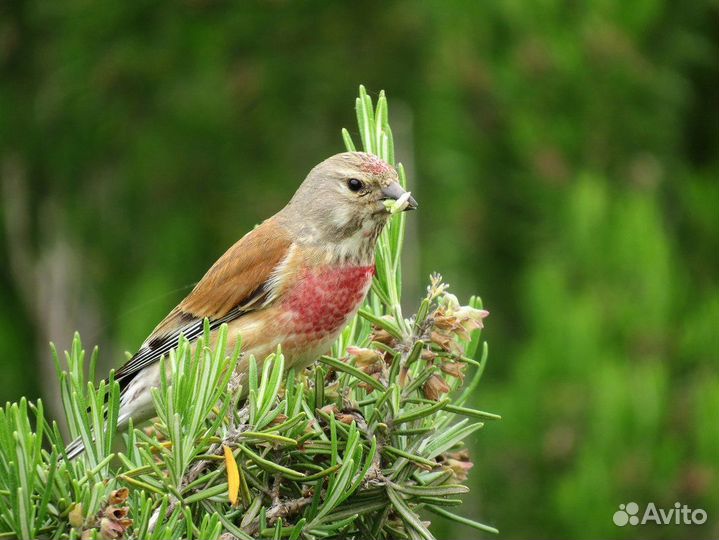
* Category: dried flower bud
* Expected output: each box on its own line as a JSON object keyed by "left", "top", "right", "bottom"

{"left": 305, "top": 419, "right": 319, "bottom": 434}
{"left": 103, "top": 506, "right": 129, "bottom": 521}
{"left": 399, "top": 366, "right": 410, "bottom": 387}
{"left": 432, "top": 314, "right": 457, "bottom": 332}
{"left": 108, "top": 488, "right": 129, "bottom": 506}
{"left": 442, "top": 449, "right": 474, "bottom": 482}
{"left": 371, "top": 328, "right": 395, "bottom": 346}
{"left": 68, "top": 503, "right": 84, "bottom": 528}
{"left": 455, "top": 306, "right": 489, "bottom": 325}
{"left": 420, "top": 349, "right": 438, "bottom": 362}
{"left": 346, "top": 347, "right": 383, "bottom": 369}
{"left": 430, "top": 331, "right": 455, "bottom": 352}
{"left": 318, "top": 404, "right": 339, "bottom": 416}
{"left": 370, "top": 316, "right": 398, "bottom": 346}
{"left": 455, "top": 306, "right": 489, "bottom": 340}
{"left": 445, "top": 457, "right": 474, "bottom": 482}
{"left": 335, "top": 413, "right": 356, "bottom": 425}
{"left": 439, "top": 361, "right": 465, "bottom": 380}
{"left": 448, "top": 448, "right": 470, "bottom": 461}
{"left": 363, "top": 361, "right": 384, "bottom": 376}
{"left": 99, "top": 517, "right": 125, "bottom": 540}
{"left": 269, "top": 413, "right": 288, "bottom": 426}
{"left": 423, "top": 374, "right": 450, "bottom": 401}
{"left": 432, "top": 299, "right": 489, "bottom": 342}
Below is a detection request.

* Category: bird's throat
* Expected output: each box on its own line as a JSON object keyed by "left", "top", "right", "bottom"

{"left": 325, "top": 218, "right": 385, "bottom": 267}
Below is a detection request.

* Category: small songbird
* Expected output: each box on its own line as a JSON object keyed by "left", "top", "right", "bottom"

{"left": 66, "top": 152, "right": 416, "bottom": 459}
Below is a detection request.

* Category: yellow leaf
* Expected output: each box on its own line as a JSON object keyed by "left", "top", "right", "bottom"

{"left": 223, "top": 444, "right": 240, "bottom": 506}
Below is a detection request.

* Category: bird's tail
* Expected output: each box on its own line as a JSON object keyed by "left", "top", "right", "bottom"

{"left": 64, "top": 408, "right": 135, "bottom": 460}
{"left": 65, "top": 436, "right": 88, "bottom": 460}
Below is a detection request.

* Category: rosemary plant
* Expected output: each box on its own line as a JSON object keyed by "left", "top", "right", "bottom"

{"left": 0, "top": 86, "right": 498, "bottom": 540}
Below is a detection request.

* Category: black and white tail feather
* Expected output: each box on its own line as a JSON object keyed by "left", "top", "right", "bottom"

{"left": 63, "top": 309, "right": 252, "bottom": 459}
{"left": 63, "top": 320, "right": 209, "bottom": 460}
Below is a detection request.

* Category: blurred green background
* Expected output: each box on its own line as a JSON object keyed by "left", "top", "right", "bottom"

{"left": 0, "top": 1, "right": 717, "bottom": 538}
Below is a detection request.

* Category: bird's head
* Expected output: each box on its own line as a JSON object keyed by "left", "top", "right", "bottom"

{"left": 280, "top": 152, "right": 417, "bottom": 261}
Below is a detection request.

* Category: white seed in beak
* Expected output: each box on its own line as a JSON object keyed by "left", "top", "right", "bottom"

{"left": 383, "top": 191, "right": 413, "bottom": 214}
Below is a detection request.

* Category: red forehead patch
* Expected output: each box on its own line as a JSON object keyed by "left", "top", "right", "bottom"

{"left": 359, "top": 155, "right": 392, "bottom": 175}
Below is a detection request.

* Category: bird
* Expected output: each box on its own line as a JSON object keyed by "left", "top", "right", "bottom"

{"left": 65, "top": 151, "right": 417, "bottom": 459}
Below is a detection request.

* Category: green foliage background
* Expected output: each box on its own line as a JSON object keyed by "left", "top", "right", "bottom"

{"left": 0, "top": 1, "right": 717, "bottom": 538}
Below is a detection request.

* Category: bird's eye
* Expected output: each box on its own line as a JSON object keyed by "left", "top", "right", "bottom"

{"left": 347, "top": 178, "right": 364, "bottom": 192}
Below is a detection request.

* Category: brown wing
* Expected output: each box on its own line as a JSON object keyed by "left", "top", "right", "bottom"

{"left": 178, "top": 224, "right": 290, "bottom": 319}
{"left": 115, "top": 218, "right": 292, "bottom": 386}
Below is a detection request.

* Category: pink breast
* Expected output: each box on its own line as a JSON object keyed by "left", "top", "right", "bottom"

{"left": 283, "top": 265, "right": 374, "bottom": 338}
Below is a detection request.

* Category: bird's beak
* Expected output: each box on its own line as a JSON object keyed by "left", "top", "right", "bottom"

{"left": 381, "top": 181, "right": 418, "bottom": 211}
